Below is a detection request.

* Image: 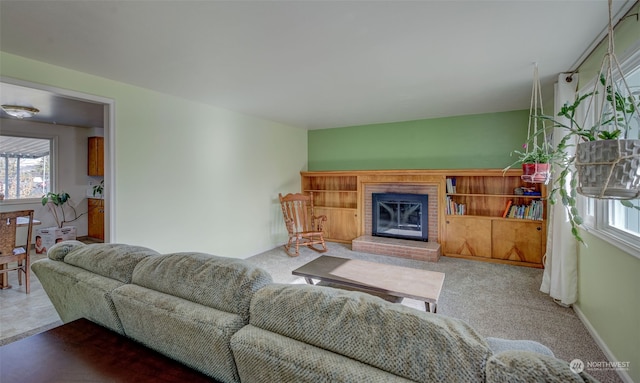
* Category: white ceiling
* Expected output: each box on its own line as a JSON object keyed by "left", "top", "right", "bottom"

{"left": 0, "top": 0, "right": 636, "bottom": 130}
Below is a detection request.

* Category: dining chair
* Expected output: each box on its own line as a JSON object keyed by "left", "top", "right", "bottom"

{"left": 0, "top": 210, "right": 34, "bottom": 293}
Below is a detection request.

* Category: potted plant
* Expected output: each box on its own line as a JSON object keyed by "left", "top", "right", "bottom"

{"left": 508, "top": 142, "right": 556, "bottom": 184}
{"left": 536, "top": 73, "right": 640, "bottom": 243}
{"left": 92, "top": 180, "right": 104, "bottom": 198}
{"left": 541, "top": 74, "right": 639, "bottom": 192}
{"left": 504, "top": 64, "right": 557, "bottom": 184}
{"left": 41, "top": 191, "right": 87, "bottom": 228}
{"left": 575, "top": 76, "right": 639, "bottom": 199}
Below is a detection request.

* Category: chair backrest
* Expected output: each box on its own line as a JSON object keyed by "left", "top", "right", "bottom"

{"left": 0, "top": 210, "right": 34, "bottom": 258}
{"left": 279, "top": 193, "right": 315, "bottom": 235}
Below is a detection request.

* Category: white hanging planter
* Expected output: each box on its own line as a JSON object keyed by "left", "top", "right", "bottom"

{"left": 575, "top": 139, "right": 640, "bottom": 199}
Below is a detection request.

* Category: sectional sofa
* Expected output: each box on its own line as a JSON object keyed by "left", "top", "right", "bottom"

{"left": 31, "top": 241, "right": 598, "bottom": 383}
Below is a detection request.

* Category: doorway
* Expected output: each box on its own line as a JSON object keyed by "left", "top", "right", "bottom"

{"left": 0, "top": 76, "right": 114, "bottom": 242}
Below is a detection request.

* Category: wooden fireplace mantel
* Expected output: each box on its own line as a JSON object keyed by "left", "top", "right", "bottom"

{"left": 300, "top": 169, "right": 546, "bottom": 268}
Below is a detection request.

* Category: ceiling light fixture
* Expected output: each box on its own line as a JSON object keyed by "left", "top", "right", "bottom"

{"left": 1, "top": 104, "right": 40, "bottom": 119}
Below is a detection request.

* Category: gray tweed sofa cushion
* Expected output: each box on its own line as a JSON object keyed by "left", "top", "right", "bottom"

{"left": 31, "top": 243, "right": 160, "bottom": 334}
{"left": 64, "top": 243, "right": 161, "bottom": 283}
{"left": 111, "top": 252, "right": 273, "bottom": 383}
{"left": 231, "top": 325, "right": 415, "bottom": 383}
{"left": 485, "top": 351, "right": 599, "bottom": 383}
{"left": 231, "top": 283, "right": 492, "bottom": 383}
{"left": 128, "top": 252, "right": 272, "bottom": 322}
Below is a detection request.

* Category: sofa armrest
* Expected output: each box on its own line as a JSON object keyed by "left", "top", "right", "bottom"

{"left": 486, "top": 350, "right": 599, "bottom": 383}
{"left": 485, "top": 337, "right": 554, "bottom": 357}
{"left": 46, "top": 240, "right": 87, "bottom": 261}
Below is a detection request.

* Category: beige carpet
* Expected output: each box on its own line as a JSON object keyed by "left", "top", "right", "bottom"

{"left": 247, "top": 242, "right": 622, "bottom": 383}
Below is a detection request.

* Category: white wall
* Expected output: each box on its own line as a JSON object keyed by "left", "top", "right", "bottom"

{"left": 113, "top": 88, "right": 307, "bottom": 257}
{"left": 1, "top": 51, "right": 308, "bottom": 258}
{"left": 0, "top": 119, "right": 93, "bottom": 239}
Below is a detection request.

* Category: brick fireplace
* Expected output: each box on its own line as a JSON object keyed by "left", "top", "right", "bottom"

{"left": 352, "top": 183, "right": 441, "bottom": 262}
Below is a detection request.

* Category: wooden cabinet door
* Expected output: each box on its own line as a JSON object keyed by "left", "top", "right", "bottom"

{"left": 315, "top": 208, "right": 358, "bottom": 243}
{"left": 88, "top": 198, "right": 104, "bottom": 241}
{"left": 88, "top": 137, "right": 104, "bottom": 176}
{"left": 444, "top": 216, "right": 492, "bottom": 258}
{"left": 492, "top": 220, "right": 544, "bottom": 264}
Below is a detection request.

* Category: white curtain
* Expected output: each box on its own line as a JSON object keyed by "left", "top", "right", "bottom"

{"left": 540, "top": 73, "right": 579, "bottom": 306}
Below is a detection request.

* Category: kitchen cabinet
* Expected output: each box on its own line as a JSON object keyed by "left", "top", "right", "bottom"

{"left": 88, "top": 198, "right": 104, "bottom": 241}
{"left": 88, "top": 136, "right": 104, "bottom": 176}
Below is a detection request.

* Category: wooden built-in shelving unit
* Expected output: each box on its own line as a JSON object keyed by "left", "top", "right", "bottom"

{"left": 301, "top": 174, "right": 358, "bottom": 242}
{"left": 444, "top": 171, "right": 546, "bottom": 268}
{"left": 301, "top": 169, "right": 546, "bottom": 268}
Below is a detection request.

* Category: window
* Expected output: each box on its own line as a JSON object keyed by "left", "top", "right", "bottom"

{"left": 0, "top": 135, "right": 52, "bottom": 200}
{"left": 579, "top": 45, "right": 640, "bottom": 258}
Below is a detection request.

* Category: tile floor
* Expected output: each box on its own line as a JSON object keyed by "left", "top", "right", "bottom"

{"left": 0, "top": 237, "right": 103, "bottom": 342}
{"left": 0, "top": 251, "right": 61, "bottom": 341}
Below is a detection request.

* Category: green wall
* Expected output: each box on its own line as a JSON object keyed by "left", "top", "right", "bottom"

{"left": 577, "top": 232, "right": 640, "bottom": 382}
{"left": 308, "top": 110, "right": 529, "bottom": 170}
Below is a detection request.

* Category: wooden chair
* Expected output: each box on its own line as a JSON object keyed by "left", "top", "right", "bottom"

{"left": 0, "top": 210, "right": 34, "bottom": 293}
{"left": 279, "top": 193, "right": 328, "bottom": 257}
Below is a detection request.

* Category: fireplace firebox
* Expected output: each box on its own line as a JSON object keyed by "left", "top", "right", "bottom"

{"left": 372, "top": 193, "right": 428, "bottom": 241}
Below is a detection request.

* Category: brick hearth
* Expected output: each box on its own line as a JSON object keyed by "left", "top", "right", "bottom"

{"left": 352, "top": 235, "right": 441, "bottom": 262}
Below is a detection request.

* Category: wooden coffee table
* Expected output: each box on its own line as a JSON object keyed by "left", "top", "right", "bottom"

{"left": 0, "top": 318, "right": 218, "bottom": 382}
{"left": 292, "top": 255, "right": 445, "bottom": 313}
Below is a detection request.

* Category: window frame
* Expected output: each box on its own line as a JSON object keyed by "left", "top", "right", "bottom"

{"left": 0, "top": 132, "right": 57, "bottom": 205}
{"left": 578, "top": 42, "right": 640, "bottom": 260}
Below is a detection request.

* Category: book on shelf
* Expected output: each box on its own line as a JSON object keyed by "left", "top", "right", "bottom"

{"left": 504, "top": 199, "right": 543, "bottom": 220}
{"left": 446, "top": 196, "right": 465, "bottom": 215}
{"left": 446, "top": 177, "right": 457, "bottom": 194}
{"left": 502, "top": 200, "right": 513, "bottom": 218}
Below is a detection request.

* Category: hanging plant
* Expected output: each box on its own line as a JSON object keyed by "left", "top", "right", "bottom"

{"left": 507, "top": 1, "right": 640, "bottom": 244}
{"left": 507, "top": 142, "right": 558, "bottom": 183}
{"left": 574, "top": 73, "right": 640, "bottom": 199}
{"left": 504, "top": 64, "right": 556, "bottom": 185}
{"left": 542, "top": 73, "right": 640, "bottom": 178}
{"left": 535, "top": 73, "right": 639, "bottom": 244}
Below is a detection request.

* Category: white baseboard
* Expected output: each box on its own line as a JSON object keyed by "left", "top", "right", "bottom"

{"left": 573, "top": 304, "right": 634, "bottom": 383}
